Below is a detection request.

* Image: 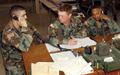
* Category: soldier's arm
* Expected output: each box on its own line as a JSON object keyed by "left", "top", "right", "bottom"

{"left": 84, "top": 17, "right": 94, "bottom": 37}
{"left": 71, "top": 19, "right": 88, "bottom": 38}
{"left": 28, "top": 23, "right": 44, "bottom": 44}
{"left": 107, "top": 18, "right": 119, "bottom": 34}
{"left": 46, "top": 26, "right": 69, "bottom": 45}
{"left": 6, "top": 26, "right": 34, "bottom": 52}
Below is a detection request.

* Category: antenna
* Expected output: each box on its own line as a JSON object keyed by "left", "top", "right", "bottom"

{"left": 96, "top": 20, "right": 110, "bottom": 56}
{"left": 101, "top": 22, "right": 106, "bottom": 42}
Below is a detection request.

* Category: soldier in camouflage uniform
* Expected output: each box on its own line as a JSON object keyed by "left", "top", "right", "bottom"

{"left": 84, "top": 5, "right": 119, "bottom": 37}
{"left": 46, "top": 3, "right": 87, "bottom": 45}
{"left": 2, "top": 5, "right": 43, "bottom": 75}
{"left": 104, "top": 0, "right": 117, "bottom": 21}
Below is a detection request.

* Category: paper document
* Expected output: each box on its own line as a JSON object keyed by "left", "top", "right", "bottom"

{"left": 51, "top": 57, "right": 93, "bottom": 75}
{"left": 77, "top": 56, "right": 94, "bottom": 74}
{"left": 60, "top": 37, "right": 96, "bottom": 49}
{"left": 45, "top": 43, "right": 60, "bottom": 52}
{"left": 45, "top": 37, "right": 96, "bottom": 52}
{"left": 104, "top": 57, "right": 114, "bottom": 62}
{"left": 31, "top": 62, "right": 59, "bottom": 75}
{"left": 50, "top": 51, "right": 93, "bottom": 75}
{"left": 50, "top": 51, "right": 76, "bottom": 62}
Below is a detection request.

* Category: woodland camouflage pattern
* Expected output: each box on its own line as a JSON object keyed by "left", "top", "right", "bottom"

{"left": 2, "top": 20, "right": 43, "bottom": 75}
{"left": 46, "top": 16, "right": 87, "bottom": 44}
{"left": 85, "top": 16, "right": 119, "bottom": 37}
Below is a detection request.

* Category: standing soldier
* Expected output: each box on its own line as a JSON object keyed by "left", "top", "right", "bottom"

{"left": 46, "top": 3, "right": 87, "bottom": 45}
{"left": 2, "top": 5, "right": 43, "bottom": 75}
{"left": 104, "top": 0, "right": 117, "bottom": 21}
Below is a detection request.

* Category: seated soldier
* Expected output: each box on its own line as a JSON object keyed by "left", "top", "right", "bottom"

{"left": 46, "top": 3, "right": 87, "bottom": 45}
{"left": 84, "top": 5, "right": 119, "bottom": 37}
{"left": 2, "top": 5, "right": 43, "bottom": 75}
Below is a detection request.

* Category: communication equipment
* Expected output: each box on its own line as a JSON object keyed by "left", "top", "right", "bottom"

{"left": 95, "top": 21, "right": 110, "bottom": 56}
{"left": 13, "top": 16, "right": 18, "bottom": 21}
{"left": 82, "top": 49, "right": 120, "bottom": 72}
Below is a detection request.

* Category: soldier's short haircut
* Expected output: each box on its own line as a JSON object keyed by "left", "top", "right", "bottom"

{"left": 9, "top": 5, "right": 25, "bottom": 18}
{"left": 58, "top": 3, "right": 72, "bottom": 14}
{"left": 91, "top": 4, "right": 101, "bottom": 10}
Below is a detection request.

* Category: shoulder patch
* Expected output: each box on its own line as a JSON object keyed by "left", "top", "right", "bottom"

{"left": 7, "top": 33, "right": 14, "bottom": 38}
{"left": 50, "top": 24, "right": 54, "bottom": 28}
{"left": 84, "top": 21, "right": 88, "bottom": 25}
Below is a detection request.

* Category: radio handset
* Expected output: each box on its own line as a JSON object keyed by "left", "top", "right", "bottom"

{"left": 99, "top": 11, "right": 104, "bottom": 22}
{"left": 13, "top": 16, "right": 19, "bottom": 21}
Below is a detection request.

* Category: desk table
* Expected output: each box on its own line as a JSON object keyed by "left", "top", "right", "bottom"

{"left": 22, "top": 35, "right": 120, "bottom": 75}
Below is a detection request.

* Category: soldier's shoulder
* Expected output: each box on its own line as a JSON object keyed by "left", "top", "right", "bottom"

{"left": 50, "top": 19, "right": 61, "bottom": 29}
{"left": 3, "top": 22, "right": 16, "bottom": 37}
{"left": 3, "top": 23, "right": 12, "bottom": 33}
{"left": 72, "top": 16, "right": 80, "bottom": 21}
{"left": 27, "top": 22, "right": 33, "bottom": 26}
{"left": 86, "top": 16, "right": 95, "bottom": 23}
{"left": 53, "top": 19, "right": 60, "bottom": 24}
{"left": 87, "top": 16, "right": 94, "bottom": 20}
{"left": 71, "top": 16, "right": 82, "bottom": 24}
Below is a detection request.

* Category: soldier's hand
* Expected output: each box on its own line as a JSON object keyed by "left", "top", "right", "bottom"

{"left": 68, "top": 39, "right": 77, "bottom": 45}
{"left": 18, "top": 18, "right": 27, "bottom": 27}
{"left": 100, "top": 14, "right": 109, "bottom": 21}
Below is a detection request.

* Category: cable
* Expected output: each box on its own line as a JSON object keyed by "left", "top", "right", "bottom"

{"left": 103, "top": 69, "right": 107, "bottom": 75}
{"left": 106, "top": 32, "right": 120, "bottom": 42}
{"left": 34, "top": 32, "right": 71, "bottom": 50}
{"left": 95, "top": 65, "right": 107, "bottom": 75}
{"left": 101, "top": 66, "right": 107, "bottom": 75}
{"left": 101, "top": 19, "right": 120, "bottom": 41}
{"left": 94, "top": 69, "right": 100, "bottom": 75}
{"left": 34, "top": 32, "right": 80, "bottom": 57}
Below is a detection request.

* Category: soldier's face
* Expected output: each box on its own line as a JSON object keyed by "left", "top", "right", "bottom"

{"left": 58, "top": 11, "right": 71, "bottom": 24}
{"left": 17, "top": 10, "right": 27, "bottom": 20}
{"left": 92, "top": 8, "right": 102, "bottom": 21}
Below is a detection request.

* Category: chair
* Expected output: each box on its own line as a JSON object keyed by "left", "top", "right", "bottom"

{"left": 0, "top": 31, "right": 8, "bottom": 75}
{"left": 0, "top": 31, "right": 3, "bottom": 58}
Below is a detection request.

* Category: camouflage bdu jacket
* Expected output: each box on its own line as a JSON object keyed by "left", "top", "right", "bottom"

{"left": 2, "top": 20, "right": 43, "bottom": 70}
{"left": 85, "top": 16, "right": 119, "bottom": 37}
{"left": 46, "top": 16, "right": 87, "bottom": 44}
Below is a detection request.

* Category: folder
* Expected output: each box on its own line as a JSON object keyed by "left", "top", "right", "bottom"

{"left": 31, "top": 62, "right": 59, "bottom": 75}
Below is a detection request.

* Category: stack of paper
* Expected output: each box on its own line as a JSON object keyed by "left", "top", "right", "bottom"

{"left": 45, "top": 37, "right": 96, "bottom": 52}
{"left": 60, "top": 37, "right": 97, "bottom": 49}
{"left": 50, "top": 51, "right": 76, "bottom": 62}
{"left": 31, "top": 62, "right": 59, "bottom": 75}
{"left": 50, "top": 51, "right": 94, "bottom": 75}
{"left": 45, "top": 43, "right": 60, "bottom": 52}
{"left": 52, "top": 59, "right": 93, "bottom": 75}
